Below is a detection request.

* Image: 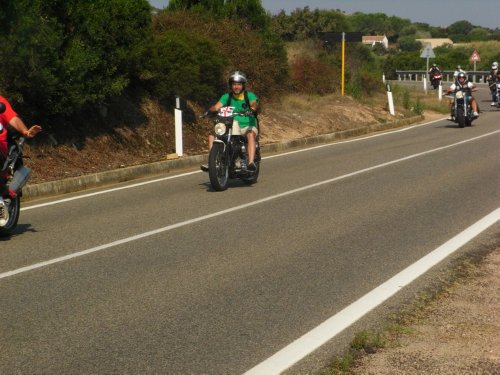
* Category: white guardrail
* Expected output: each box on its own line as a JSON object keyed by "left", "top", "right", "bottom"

{"left": 395, "top": 70, "right": 490, "bottom": 84}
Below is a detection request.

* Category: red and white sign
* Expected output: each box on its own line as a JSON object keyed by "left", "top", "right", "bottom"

{"left": 469, "top": 50, "right": 481, "bottom": 62}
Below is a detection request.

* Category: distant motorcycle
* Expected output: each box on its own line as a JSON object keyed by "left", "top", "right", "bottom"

{"left": 202, "top": 107, "right": 260, "bottom": 191}
{"left": 0, "top": 103, "right": 31, "bottom": 235}
{"left": 452, "top": 89, "right": 476, "bottom": 128}
{"left": 491, "top": 79, "right": 500, "bottom": 108}
{"left": 430, "top": 71, "right": 442, "bottom": 89}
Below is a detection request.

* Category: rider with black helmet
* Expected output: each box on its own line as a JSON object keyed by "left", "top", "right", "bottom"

{"left": 200, "top": 71, "right": 259, "bottom": 172}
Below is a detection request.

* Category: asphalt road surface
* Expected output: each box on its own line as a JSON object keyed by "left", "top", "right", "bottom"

{"left": 1, "top": 87, "right": 498, "bottom": 374}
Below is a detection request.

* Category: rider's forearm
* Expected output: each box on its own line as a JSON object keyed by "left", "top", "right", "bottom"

{"left": 9, "top": 117, "right": 30, "bottom": 136}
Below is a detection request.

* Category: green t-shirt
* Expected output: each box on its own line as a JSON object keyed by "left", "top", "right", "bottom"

{"left": 218, "top": 91, "right": 258, "bottom": 128}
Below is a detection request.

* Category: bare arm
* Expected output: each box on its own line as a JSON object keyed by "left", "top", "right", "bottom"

{"left": 249, "top": 99, "right": 258, "bottom": 112}
{"left": 208, "top": 101, "right": 223, "bottom": 112}
{"left": 9, "top": 117, "right": 42, "bottom": 138}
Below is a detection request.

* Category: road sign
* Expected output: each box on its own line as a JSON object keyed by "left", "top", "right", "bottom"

{"left": 469, "top": 50, "right": 481, "bottom": 62}
{"left": 420, "top": 44, "right": 435, "bottom": 59}
{"left": 318, "top": 32, "right": 363, "bottom": 43}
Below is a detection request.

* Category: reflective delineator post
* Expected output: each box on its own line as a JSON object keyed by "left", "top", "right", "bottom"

{"left": 341, "top": 32, "right": 345, "bottom": 96}
{"left": 387, "top": 84, "right": 395, "bottom": 116}
{"left": 175, "top": 96, "right": 183, "bottom": 157}
{"left": 438, "top": 82, "right": 443, "bottom": 101}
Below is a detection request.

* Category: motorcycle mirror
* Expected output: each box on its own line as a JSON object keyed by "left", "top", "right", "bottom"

{"left": 0, "top": 102, "right": 5, "bottom": 114}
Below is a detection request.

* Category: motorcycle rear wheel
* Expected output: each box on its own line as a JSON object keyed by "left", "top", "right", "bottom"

{"left": 0, "top": 195, "right": 20, "bottom": 236}
{"left": 208, "top": 143, "right": 229, "bottom": 191}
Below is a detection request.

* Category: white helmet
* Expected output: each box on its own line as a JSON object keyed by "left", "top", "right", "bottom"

{"left": 228, "top": 71, "right": 247, "bottom": 86}
{"left": 492, "top": 62, "right": 499, "bottom": 70}
{"left": 457, "top": 71, "right": 467, "bottom": 81}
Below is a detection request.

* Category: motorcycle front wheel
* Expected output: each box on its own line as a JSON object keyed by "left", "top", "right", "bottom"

{"left": 456, "top": 107, "right": 465, "bottom": 128}
{"left": 208, "top": 143, "right": 229, "bottom": 191}
{"left": 0, "top": 195, "right": 20, "bottom": 236}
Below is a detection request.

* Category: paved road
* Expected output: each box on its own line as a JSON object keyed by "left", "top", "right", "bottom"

{"left": 1, "top": 88, "right": 498, "bottom": 374}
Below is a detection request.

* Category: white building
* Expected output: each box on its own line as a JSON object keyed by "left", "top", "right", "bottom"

{"left": 362, "top": 35, "right": 389, "bottom": 49}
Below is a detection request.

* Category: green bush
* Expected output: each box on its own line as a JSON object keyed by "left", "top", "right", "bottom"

{"left": 153, "top": 10, "right": 289, "bottom": 101}
{"left": 0, "top": 0, "right": 152, "bottom": 126}
{"left": 149, "top": 31, "right": 225, "bottom": 102}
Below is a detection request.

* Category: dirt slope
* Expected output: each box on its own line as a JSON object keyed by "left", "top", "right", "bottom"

{"left": 24, "top": 94, "right": 408, "bottom": 184}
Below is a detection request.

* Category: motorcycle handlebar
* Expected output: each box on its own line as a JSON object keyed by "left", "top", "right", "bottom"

{"left": 200, "top": 110, "right": 256, "bottom": 118}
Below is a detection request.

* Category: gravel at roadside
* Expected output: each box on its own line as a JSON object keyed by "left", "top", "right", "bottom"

{"left": 347, "top": 246, "right": 500, "bottom": 375}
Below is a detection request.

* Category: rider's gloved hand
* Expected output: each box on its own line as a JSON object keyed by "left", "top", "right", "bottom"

{"left": 244, "top": 109, "right": 255, "bottom": 117}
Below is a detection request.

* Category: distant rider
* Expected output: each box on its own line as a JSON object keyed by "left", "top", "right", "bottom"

{"left": 428, "top": 63, "right": 441, "bottom": 75}
{"left": 200, "top": 71, "right": 259, "bottom": 173}
{"left": 444, "top": 71, "right": 479, "bottom": 120}
{"left": 428, "top": 64, "right": 441, "bottom": 88}
{"left": 0, "top": 96, "right": 42, "bottom": 225}
{"left": 453, "top": 65, "right": 465, "bottom": 81}
{"left": 486, "top": 61, "right": 499, "bottom": 106}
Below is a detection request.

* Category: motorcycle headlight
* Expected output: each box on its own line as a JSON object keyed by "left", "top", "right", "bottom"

{"left": 214, "top": 123, "right": 226, "bottom": 136}
{"left": 456, "top": 91, "right": 464, "bottom": 99}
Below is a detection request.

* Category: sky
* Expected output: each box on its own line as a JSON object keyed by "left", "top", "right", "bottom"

{"left": 148, "top": 0, "right": 499, "bottom": 30}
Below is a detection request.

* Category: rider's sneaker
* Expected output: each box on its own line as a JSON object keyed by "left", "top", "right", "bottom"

{"left": 491, "top": 102, "right": 496, "bottom": 106}
{"left": 247, "top": 162, "right": 257, "bottom": 172}
{"left": 0, "top": 199, "right": 9, "bottom": 226}
{"left": 473, "top": 112, "right": 479, "bottom": 118}
{"left": 200, "top": 164, "right": 209, "bottom": 172}
{"left": 447, "top": 116, "right": 454, "bottom": 121}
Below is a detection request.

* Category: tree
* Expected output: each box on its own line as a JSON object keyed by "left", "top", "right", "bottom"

{"left": 149, "top": 31, "right": 225, "bottom": 102}
{"left": 447, "top": 20, "right": 474, "bottom": 42}
{"left": 153, "top": 10, "right": 289, "bottom": 99}
{"left": 168, "top": 0, "right": 269, "bottom": 30}
{"left": 397, "top": 36, "right": 422, "bottom": 52}
{"left": 0, "top": 0, "right": 152, "bottom": 124}
{"left": 468, "top": 27, "right": 489, "bottom": 41}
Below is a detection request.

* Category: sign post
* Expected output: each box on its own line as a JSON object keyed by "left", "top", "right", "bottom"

{"left": 420, "top": 44, "right": 435, "bottom": 91}
{"left": 469, "top": 50, "right": 481, "bottom": 82}
{"left": 319, "top": 32, "right": 363, "bottom": 96}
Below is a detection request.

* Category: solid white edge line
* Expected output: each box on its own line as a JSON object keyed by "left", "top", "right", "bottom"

{"left": 243, "top": 208, "right": 500, "bottom": 375}
{"left": 22, "top": 117, "right": 446, "bottom": 211}
{"left": 2, "top": 131, "right": 498, "bottom": 281}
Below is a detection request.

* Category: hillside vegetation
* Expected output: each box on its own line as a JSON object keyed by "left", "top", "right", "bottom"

{"left": 0, "top": 0, "right": 497, "bottom": 161}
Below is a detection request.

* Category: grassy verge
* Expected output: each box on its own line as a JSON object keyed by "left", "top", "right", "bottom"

{"left": 320, "top": 245, "right": 498, "bottom": 375}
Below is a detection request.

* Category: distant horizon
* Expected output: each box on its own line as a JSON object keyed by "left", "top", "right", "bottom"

{"left": 148, "top": 0, "right": 499, "bottom": 30}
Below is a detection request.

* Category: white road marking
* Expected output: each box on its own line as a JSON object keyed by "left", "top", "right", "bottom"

{"left": 22, "top": 117, "right": 446, "bottom": 211}
{"left": 3, "top": 130, "right": 498, "bottom": 281}
{"left": 243, "top": 208, "right": 500, "bottom": 375}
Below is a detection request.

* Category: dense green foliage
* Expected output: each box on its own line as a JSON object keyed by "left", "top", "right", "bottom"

{"left": 271, "top": 7, "right": 352, "bottom": 41}
{"left": 151, "top": 10, "right": 288, "bottom": 102}
{"left": 167, "top": 0, "right": 269, "bottom": 30}
{"left": 0, "top": 0, "right": 152, "bottom": 126}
